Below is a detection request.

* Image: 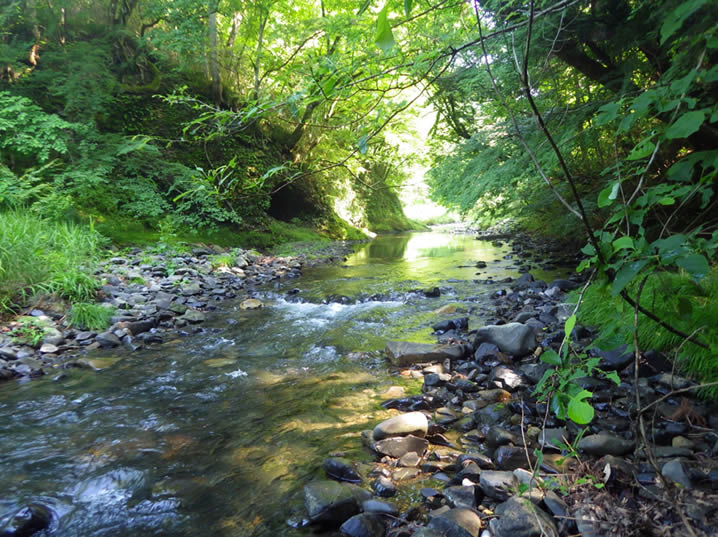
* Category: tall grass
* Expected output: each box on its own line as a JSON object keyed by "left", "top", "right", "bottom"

{"left": 570, "top": 268, "right": 718, "bottom": 397}
{"left": 0, "top": 210, "right": 106, "bottom": 312}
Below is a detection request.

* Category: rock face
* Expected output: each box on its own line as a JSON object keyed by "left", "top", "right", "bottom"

{"left": 373, "top": 412, "right": 428, "bottom": 441}
{"left": 0, "top": 503, "right": 53, "bottom": 537}
{"left": 385, "top": 341, "right": 466, "bottom": 366}
{"left": 474, "top": 323, "right": 536, "bottom": 356}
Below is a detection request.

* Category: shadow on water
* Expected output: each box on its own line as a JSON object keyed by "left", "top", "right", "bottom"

{"left": 0, "top": 231, "right": 569, "bottom": 536}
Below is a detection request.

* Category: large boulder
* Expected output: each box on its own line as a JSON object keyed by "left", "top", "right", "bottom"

{"left": 373, "top": 412, "right": 428, "bottom": 441}
{"left": 385, "top": 342, "right": 466, "bottom": 367}
{"left": 474, "top": 323, "right": 536, "bottom": 356}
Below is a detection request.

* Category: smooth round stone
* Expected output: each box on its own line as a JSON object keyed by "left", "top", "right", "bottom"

{"left": 373, "top": 411, "right": 428, "bottom": 441}
{"left": 39, "top": 343, "right": 59, "bottom": 354}
{"left": 77, "top": 357, "right": 122, "bottom": 370}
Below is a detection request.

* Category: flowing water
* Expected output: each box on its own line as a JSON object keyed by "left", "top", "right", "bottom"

{"left": 0, "top": 231, "right": 566, "bottom": 536}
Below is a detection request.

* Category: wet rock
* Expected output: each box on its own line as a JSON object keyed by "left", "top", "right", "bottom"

{"left": 428, "top": 507, "right": 482, "bottom": 537}
{"left": 303, "top": 480, "right": 363, "bottom": 526}
{"left": 479, "top": 471, "right": 517, "bottom": 501}
{"left": 373, "top": 411, "right": 428, "bottom": 441}
{"left": 393, "top": 467, "right": 421, "bottom": 481}
{"left": 340, "top": 513, "right": 385, "bottom": 537}
{"left": 661, "top": 459, "right": 692, "bottom": 489}
{"left": 578, "top": 433, "right": 635, "bottom": 456}
{"left": 433, "top": 318, "right": 469, "bottom": 333}
{"left": 373, "top": 435, "right": 429, "bottom": 458}
{"left": 474, "top": 323, "right": 536, "bottom": 356}
{"left": 371, "top": 476, "right": 397, "bottom": 497}
{"left": 239, "top": 299, "right": 264, "bottom": 310}
{"left": 38, "top": 344, "right": 58, "bottom": 354}
{"left": 424, "top": 287, "right": 441, "bottom": 298}
{"left": 0, "top": 503, "right": 53, "bottom": 537}
{"left": 490, "top": 496, "right": 558, "bottom": 537}
{"left": 95, "top": 331, "right": 121, "bottom": 348}
{"left": 324, "top": 458, "right": 362, "bottom": 483}
{"left": 385, "top": 342, "right": 466, "bottom": 367}
{"left": 182, "top": 309, "right": 206, "bottom": 323}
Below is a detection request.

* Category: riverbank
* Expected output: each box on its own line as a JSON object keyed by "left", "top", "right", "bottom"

{"left": 294, "top": 236, "right": 718, "bottom": 537}
{"left": 0, "top": 240, "right": 357, "bottom": 383}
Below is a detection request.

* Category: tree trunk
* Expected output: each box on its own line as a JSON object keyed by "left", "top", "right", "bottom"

{"left": 252, "top": 7, "right": 268, "bottom": 102}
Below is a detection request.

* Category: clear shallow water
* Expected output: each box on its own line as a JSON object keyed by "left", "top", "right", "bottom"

{"left": 0, "top": 231, "right": 566, "bottom": 536}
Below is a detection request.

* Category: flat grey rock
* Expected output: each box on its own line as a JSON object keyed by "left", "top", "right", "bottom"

{"left": 385, "top": 341, "right": 466, "bottom": 366}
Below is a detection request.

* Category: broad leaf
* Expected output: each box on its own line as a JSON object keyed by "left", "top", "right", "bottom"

{"left": 604, "top": 370, "right": 621, "bottom": 385}
{"left": 375, "top": 4, "right": 395, "bottom": 53}
{"left": 612, "top": 236, "right": 634, "bottom": 252}
{"left": 676, "top": 253, "right": 710, "bottom": 281}
{"left": 665, "top": 110, "right": 706, "bottom": 140}
{"left": 627, "top": 139, "right": 656, "bottom": 161}
{"left": 660, "top": 0, "right": 706, "bottom": 44}
{"left": 611, "top": 259, "right": 650, "bottom": 296}
{"left": 540, "top": 349, "right": 561, "bottom": 366}
{"left": 567, "top": 390, "right": 595, "bottom": 424}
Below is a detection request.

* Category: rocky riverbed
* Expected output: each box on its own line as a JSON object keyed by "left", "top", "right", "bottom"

{"left": 294, "top": 239, "right": 718, "bottom": 537}
{"left": 0, "top": 242, "right": 355, "bottom": 382}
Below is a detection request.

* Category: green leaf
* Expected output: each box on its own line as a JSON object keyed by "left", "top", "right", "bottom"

{"left": 540, "top": 349, "right": 561, "bottom": 366}
{"left": 612, "top": 236, "right": 634, "bottom": 252}
{"left": 676, "top": 254, "right": 710, "bottom": 281}
{"left": 564, "top": 314, "right": 577, "bottom": 339}
{"left": 660, "top": 0, "right": 706, "bottom": 44}
{"left": 375, "top": 4, "right": 395, "bottom": 53}
{"left": 597, "top": 184, "right": 617, "bottom": 208}
{"left": 357, "top": 0, "right": 372, "bottom": 15}
{"left": 604, "top": 370, "right": 621, "bottom": 385}
{"left": 567, "top": 390, "right": 595, "bottom": 424}
{"left": 657, "top": 196, "right": 675, "bottom": 205}
{"left": 627, "top": 139, "right": 656, "bottom": 161}
{"left": 404, "top": 0, "right": 413, "bottom": 16}
{"left": 611, "top": 259, "right": 650, "bottom": 296}
{"left": 358, "top": 134, "right": 368, "bottom": 154}
{"left": 665, "top": 110, "right": 706, "bottom": 140}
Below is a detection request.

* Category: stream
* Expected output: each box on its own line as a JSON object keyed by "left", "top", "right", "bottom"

{"left": 0, "top": 231, "right": 567, "bottom": 537}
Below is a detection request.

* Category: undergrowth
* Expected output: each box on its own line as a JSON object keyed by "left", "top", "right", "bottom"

{"left": 570, "top": 268, "right": 718, "bottom": 397}
{"left": 68, "top": 303, "right": 116, "bottom": 331}
{"left": 0, "top": 210, "right": 106, "bottom": 312}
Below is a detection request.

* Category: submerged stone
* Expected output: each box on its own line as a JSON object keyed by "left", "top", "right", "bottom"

{"left": 385, "top": 341, "right": 466, "bottom": 367}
